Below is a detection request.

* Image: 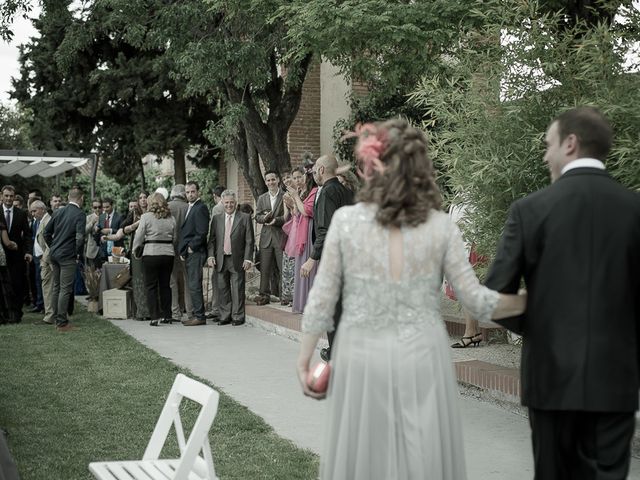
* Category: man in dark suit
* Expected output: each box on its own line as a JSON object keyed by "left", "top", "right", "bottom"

{"left": 2, "top": 185, "right": 33, "bottom": 323}
{"left": 485, "top": 107, "right": 640, "bottom": 479}
{"left": 168, "top": 184, "right": 192, "bottom": 322}
{"left": 254, "top": 171, "right": 285, "bottom": 305}
{"left": 44, "top": 186, "right": 86, "bottom": 332}
{"left": 179, "top": 181, "right": 210, "bottom": 326}
{"left": 301, "top": 154, "right": 353, "bottom": 360}
{"left": 93, "top": 197, "right": 123, "bottom": 268}
{"left": 207, "top": 190, "right": 254, "bottom": 326}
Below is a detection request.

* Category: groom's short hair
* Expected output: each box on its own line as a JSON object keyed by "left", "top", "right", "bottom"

{"left": 555, "top": 107, "right": 612, "bottom": 161}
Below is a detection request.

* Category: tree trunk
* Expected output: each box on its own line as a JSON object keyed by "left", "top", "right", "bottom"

{"left": 139, "top": 159, "right": 146, "bottom": 192}
{"left": 224, "top": 54, "right": 312, "bottom": 198}
{"left": 232, "top": 121, "right": 266, "bottom": 200}
{"left": 173, "top": 145, "right": 186, "bottom": 184}
{"left": 90, "top": 153, "right": 99, "bottom": 200}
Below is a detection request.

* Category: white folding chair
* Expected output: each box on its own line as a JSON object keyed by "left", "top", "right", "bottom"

{"left": 89, "top": 373, "right": 220, "bottom": 480}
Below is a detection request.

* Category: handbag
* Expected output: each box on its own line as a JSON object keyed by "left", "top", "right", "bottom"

{"left": 113, "top": 265, "right": 131, "bottom": 289}
{"left": 306, "top": 361, "right": 331, "bottom": 394}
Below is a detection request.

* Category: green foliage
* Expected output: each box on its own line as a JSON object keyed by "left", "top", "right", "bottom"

{"left": 410, "top": 0, "right": 640, "bottom": 257}
{"left": 0, "top": 0, "right": 34, "bottom": 41}
{"left": 0, "top": 102, "right": 32, "bottom": 149}
{"left": 278, "top": 0, "right": 475, "bottom": 91}
{"left": 186, "top": 168, "right": 219, "bottom": 207}
{"left": 58, "top": 166, "right": 162, "bottom": 214}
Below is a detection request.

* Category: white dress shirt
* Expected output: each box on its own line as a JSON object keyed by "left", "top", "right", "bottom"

{"left": 561, "top": 158, "right": 605, "bottom": 175}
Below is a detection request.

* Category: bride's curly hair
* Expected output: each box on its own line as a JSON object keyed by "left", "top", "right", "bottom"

{"left": 355, "top": 118, "right": 442, "bottom": 227}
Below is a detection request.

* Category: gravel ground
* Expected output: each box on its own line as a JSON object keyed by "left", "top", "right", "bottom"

{"left": 449, "top": 334, "right": 521, "bottom": 369}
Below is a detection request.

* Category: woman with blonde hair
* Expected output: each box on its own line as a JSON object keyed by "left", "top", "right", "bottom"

{"left": 132, "top": 192, "right": 176, "bottom": 327}
{"left": 297, "top": 119, "right": 527, "bottom": 479}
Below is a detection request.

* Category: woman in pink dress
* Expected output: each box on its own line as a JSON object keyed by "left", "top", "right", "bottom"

{"left": 290, "top": 164, "right": 318, "bottom": 313}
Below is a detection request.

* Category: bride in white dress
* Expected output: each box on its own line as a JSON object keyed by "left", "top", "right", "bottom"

{"left": 297, "top": 119, "right": 526, "bottom": 480}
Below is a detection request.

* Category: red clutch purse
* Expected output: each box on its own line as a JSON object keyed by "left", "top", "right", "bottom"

{"left": 306, "top": 361, "right": 331, "bottom": 394}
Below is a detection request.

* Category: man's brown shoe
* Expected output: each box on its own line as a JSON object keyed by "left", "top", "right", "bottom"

{"left": 56, "top": 323, "right": 75, "bottom": 332}
{"left": 42, "top": 319, "right": 54, "bottom": 325}
{"left": 182, "top": 319, "right": 206, "bottom": 326}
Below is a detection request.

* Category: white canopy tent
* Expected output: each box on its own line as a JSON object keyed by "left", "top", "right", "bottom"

{"left": 0, "top": 150, "right": 94, "bottom": 178}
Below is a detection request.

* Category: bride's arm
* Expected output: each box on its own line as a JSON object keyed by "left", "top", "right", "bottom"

{"left": 297, "top": 333, "right": 324, "bottom": 399}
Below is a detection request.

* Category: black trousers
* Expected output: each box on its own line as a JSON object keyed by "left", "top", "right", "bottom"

{"left": 5, "top": 255, "right": 26, "bottom": 322}
{"left": 142, "top": 255, "right": 174, "bottom": 320}
{"left": 528, "top": 408, "right": 635, "bottom": 480}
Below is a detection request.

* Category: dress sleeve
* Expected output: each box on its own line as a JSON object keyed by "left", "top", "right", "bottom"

{"left": 301, "top": 208, "right": 345, "bottom": 334}
{"left": 443, "top": 219, "right": 499, "bottom": 323}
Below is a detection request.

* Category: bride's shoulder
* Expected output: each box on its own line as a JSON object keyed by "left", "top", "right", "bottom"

{"left": 334, "top": 202, "right": 375, "bottom": 222}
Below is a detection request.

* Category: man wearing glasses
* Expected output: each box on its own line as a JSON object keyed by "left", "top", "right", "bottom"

{"left": 85, "top": 199, "right": 102, "bottom": 268}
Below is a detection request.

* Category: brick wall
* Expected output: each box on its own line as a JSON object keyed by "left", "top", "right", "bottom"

{"left": 351, "top": 79, "right": 369, "bottom": 99}
{"left": 288, "top": 61, "right": 321, "bottom": 167}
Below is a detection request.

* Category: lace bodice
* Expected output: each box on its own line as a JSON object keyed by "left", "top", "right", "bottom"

{"left": 302, "top": 203, "right": 499, "bottom": 340}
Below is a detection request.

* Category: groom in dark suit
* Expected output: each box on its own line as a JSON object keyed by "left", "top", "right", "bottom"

{"left": 207, "top": 190, "right": 254, "bottom": 326}
{"left": 485, "top": 106, "right": 640, "bottom": 479}
{"left": 179, "top": 181, "right": 210, "bottom": 326}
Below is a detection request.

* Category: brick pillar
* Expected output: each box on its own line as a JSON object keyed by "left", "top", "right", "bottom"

{"left": 288, "top": 62, "right": 321, "bottom": 167}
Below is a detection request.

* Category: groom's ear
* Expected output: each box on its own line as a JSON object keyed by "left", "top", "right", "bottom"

{"left": 564, "top": 133, "right": 579, "bottom": 157}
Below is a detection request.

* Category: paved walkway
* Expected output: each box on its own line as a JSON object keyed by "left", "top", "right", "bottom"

{"left": 104, "top": 313, "right": 640, "bottom": 479}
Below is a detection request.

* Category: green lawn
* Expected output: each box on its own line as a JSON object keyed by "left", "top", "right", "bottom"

{"left": 0, "top": 308, "right": 318, "bottom": 480}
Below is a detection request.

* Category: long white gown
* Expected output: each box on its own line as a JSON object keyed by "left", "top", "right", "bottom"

{"left": 302, "top": 203, "right": 499, "bottom": 480}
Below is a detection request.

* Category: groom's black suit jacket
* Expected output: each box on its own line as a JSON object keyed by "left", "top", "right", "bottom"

{"left": 485, "top": 167, "right": 640, "bottom": 412}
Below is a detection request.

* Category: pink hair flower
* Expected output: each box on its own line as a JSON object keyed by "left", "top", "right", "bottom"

{"left": 345, "top": 123, "right": 388, "bottom": 180}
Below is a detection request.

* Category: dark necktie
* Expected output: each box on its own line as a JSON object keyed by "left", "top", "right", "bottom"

{"left": 4, "top": 209, "right": 10, "bottom": 231}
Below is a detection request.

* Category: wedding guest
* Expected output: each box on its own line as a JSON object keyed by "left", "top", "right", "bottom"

{"left": 94, "top": 197, "right": 124, "bottom": 268}
{"left": 179, "top": 181, "right": 210, "bottom": 326}
{"left": 44, "top": 187, "right": 85, "bottom": 332}
{"left": 0, "top": 213, "right": 18, "bottom": 324}
{"left": 336, "top": 162, "right": 361, "bottom": 193}
{"left": 206, "top": 184, "right": 226, "bottom": 321}
{"left": 297, "top": 119, "right": 526, "bottom": 479}
{"left": 280, "top": 172, "right": 296, "bottom": 306}
{"left": 84, "top": 199, "right": 101, "bottom": 269}
{"left": 132, "top": 193, "right": 176, "bottom": 327}
{"left": 255, "top": 171, "right": 285, "bottom": 305}
{"left": 168, "top": 184, "right": 191, "bottom": 322}
{"left": 49, "top": 194, "right": 62, "bottom": 212}
{"left": 29, "top": 200, "right": 48, "bottom": 314}
{"left": 31, "top": 201, "right": 53, "bottom": 324}
{"left": 2, "top": 185, "right": 32, "bottom": 323}
{"left": 485, "top": 106, "right": 640, "bottom": 479}
{"left": 288, "top": 165, "right": 318, "bottom": 314}
{"left": 300, "top": 155, "right": 353, "bottom": 360}
{"left": 102, "top": 192, "right": 149, "bottom": 320}
{"left": 207, "top": 190, "right": 254, "bottom": 326}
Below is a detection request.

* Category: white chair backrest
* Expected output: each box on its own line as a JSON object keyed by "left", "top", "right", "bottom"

{"left": 143, "top": 374, "right": 220, "bottom": 480}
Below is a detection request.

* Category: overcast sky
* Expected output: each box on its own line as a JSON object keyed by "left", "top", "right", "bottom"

{"left": 0, "top": 7, "right": 40, "bottom": 104}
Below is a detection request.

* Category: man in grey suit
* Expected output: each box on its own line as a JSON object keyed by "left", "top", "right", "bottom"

{"left": 205, "top": 185, "right": 226, "bottom": 321}
{"left": 168, "top": 184, "right": 192, "bottom": 321}
{"left": 30, "top": 200, "right": 54, "bottom": 324}
{"left": 179, "top": 181, "right": 210, "bottom": 326}
{"left": 207, "top": 190, "right": 254, "bottom": 326}
{"left": 44, "top": 187, "right": 86, "bottom": 332}
{"left": 254, "top": 171, "right": 285, "bottom": 305}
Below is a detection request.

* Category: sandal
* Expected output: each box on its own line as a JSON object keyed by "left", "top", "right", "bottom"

{"left": 451, "top": 332, "right": 482, "bottom": 348}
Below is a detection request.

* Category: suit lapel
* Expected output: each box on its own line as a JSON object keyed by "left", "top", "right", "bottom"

{"left": 231, "top": 213, "right": 241, "bottom": 235}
